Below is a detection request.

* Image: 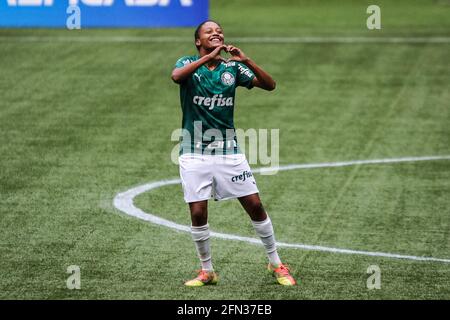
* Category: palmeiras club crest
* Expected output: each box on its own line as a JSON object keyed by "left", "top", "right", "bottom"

{"left": 221, "top": 72, "right": 235, "bottom": 86}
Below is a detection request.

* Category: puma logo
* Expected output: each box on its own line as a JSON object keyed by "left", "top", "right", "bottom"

{"left": 194, "top": 73, "right": 202, "bottom": 81}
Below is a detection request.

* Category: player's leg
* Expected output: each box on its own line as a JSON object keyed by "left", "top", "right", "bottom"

{"left": 179, "top": 155, "right": 217, "bottom": 286}
{"left": 238, "top": 193, "right": 267, "bottom": 221}
{"left": 212, "top": 154, "right": 295, "bottom": 285}
{"left": 189, "top": 201, "right": 210, "bottom": 268}
{"left": 185, "top": 200, "right": 218, "bottom": 287}
{"left": 189, "top": 200, "right": 208, "bottom": 227}
{"left": 238, "top": 193, "right": 279, "bottom": 264}
{"left": 238, "top": 193, "right": 296, "bottom": 286}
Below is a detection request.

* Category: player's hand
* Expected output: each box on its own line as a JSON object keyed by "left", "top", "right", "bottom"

{"left": 206, "top": 45, "right": 227, "bottom": 62}
{"left": 225, "top": 45, "right": 249, "bottom": 63}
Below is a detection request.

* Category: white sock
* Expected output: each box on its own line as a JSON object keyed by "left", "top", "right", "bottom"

{"left": 191, "top": 224, "right": 213, "bottom": 271}
{"left": 251, "top": 216, "right": 282, "bottom": 267}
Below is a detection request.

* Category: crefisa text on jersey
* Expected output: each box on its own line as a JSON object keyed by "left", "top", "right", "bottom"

{"left": 193, "top": 94, "right": 234, "bottom": 110}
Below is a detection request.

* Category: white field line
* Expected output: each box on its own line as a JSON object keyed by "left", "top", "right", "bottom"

{"left": 113, "top": 155, "right": 450, "bottom": 264}
{"left": 1, "top": 35, "right": 450, "bottom": 44}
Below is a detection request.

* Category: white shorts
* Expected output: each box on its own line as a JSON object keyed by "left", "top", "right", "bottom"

{"left": 179, "top": 153, "right": 259, "bottom": 203}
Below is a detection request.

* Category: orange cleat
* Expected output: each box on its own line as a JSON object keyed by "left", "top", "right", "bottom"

{"left": 184, "top": 270, "right": 218, "bottom": 287}
{"left": 268, "top": 263, "right": 297, "bottom": 286}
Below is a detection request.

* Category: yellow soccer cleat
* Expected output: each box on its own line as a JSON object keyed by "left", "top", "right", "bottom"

{"left": 184, "top": 270, "right": 218, "bottom": 287}
{"left": 268, "top": 263, "right": 297, "bottom": 286}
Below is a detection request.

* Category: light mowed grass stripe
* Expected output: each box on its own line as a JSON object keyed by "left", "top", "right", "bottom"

{"left": 1, "top": 36, "right": 450, "bottom": 44}
{"left": 113, "top": 155, "right": 450, "bottom": 264}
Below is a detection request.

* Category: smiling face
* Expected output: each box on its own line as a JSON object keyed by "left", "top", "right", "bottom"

{"left": 195, "top": 21, "right": 224, "bottom": 51}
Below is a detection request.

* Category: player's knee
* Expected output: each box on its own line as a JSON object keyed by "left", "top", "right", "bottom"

{"left": 190, "top": 207, "right": 207, "bottom": 224}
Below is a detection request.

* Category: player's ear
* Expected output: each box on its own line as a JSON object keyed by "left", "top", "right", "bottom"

{"left": 195, "top": 38, "right": 201, "bottom": 48}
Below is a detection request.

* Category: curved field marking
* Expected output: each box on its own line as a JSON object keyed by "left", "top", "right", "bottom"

{"left": 113, "top": 155, "right": 450, "bottom": 264}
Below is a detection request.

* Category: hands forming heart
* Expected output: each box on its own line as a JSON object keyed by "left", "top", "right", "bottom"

{"left": 208, "top": 44, "right": 249, "bottom": 63}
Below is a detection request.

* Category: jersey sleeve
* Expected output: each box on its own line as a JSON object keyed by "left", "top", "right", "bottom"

{"left": 174, "top": 56, "right": 194, "bottom": 69}
{"left": 236, "top": 62, "right": 255, "bottom": 89}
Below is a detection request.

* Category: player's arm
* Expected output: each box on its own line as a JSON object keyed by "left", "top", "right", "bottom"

{"left": 226, "top": 45, "right": 276, "bottom": 91}
{"left": 171, "top": 45, "right": 226, "bottom": 84}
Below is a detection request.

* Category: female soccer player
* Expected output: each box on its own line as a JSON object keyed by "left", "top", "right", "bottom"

{"left": 171, "top": 20, "right": 296, "bottom": 286}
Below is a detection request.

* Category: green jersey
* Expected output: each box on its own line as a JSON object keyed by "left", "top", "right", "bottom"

{"left": 174, "top": 55, "right": 255, "bottom": 155}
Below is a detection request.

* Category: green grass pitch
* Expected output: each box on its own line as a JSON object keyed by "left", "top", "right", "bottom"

{"left": 0, "top": 0, "right": 449, "bottom": 299}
